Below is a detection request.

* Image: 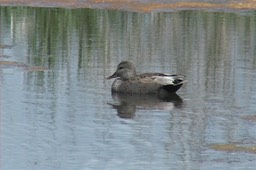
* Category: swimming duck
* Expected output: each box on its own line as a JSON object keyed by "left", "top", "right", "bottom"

{"left": 107, "top": 61, "right": 186, "bottom": 94}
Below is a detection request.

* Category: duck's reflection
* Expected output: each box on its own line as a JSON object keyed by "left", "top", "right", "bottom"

{"left": 108, "top": 92, "right": 183, "bottom": 118}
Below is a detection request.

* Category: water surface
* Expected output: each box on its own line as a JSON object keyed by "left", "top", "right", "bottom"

{"left": 0, "top": 7, "right": 256, "bottom": 170}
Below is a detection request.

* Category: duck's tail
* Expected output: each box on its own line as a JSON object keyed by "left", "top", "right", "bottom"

{"left": 162, "top": 74, "right": 187, "bottom": 93}
{"left": 171, "top": 74, "right": 187, "bottom": 85}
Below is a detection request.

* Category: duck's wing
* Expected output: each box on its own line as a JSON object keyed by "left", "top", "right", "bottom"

{"left": 149, "top": 74, "right": 186, "bottom": 86}
{"left": 156, "top": 74, "right": 186, "bottom": 93}
{"left": 137, "top": 73, "right": 186, "bottom": 93}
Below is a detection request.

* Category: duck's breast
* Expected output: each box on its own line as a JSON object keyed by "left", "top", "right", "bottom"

{"left": 111, "top": 79, "right": 123, "bottom": 92}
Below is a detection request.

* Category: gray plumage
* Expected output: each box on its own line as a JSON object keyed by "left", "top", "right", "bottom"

{"left": 107, "top": 61, "right": 186, "bottom": 94}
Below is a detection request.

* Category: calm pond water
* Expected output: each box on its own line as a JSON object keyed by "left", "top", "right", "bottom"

{"left": 0, "top": 6, "right": 256, "bottom": 170}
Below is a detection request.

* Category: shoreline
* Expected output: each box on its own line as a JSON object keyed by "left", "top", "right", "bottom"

{"left": 0, "top": 0, "right": 256, "bottom": 12}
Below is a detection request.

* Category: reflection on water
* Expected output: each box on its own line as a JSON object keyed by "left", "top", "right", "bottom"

{"left": 109, "top": 92, "right": 183, "bottom": 118}
{"left": 1, "top": 6, "right": 256, "bottom": 170}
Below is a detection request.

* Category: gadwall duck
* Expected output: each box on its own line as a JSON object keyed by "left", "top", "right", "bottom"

{"left": 107, "top": 61, "right": 186, "bottom": 94}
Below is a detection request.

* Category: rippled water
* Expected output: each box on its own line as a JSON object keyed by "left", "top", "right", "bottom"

{"left": 0, "top": 7, "right": 256, "bottom": 170}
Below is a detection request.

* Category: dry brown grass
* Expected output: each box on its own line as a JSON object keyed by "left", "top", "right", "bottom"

{"left": 0, "top": 0, "right": 256, "bottom": 11}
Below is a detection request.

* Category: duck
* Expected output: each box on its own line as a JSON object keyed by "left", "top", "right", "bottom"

{"left": 107, "top": 61, "right": 186, "bottom": 94}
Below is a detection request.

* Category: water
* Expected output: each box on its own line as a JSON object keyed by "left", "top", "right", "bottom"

{"left": 0, "top": 7, "right": 256, "bottom": 170}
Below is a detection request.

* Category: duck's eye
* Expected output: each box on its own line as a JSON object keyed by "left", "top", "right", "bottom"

{"left": 119, "top": 66, "right": 124, "bottom": 70}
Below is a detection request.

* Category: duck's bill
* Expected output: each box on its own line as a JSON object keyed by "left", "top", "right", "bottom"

{"left": 107, "top": 72, "right": 118, "bottom": 79}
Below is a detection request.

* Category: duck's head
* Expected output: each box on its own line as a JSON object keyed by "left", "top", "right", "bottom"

{"left": 107, "top": 61, "right": 136, "bottom": 80}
